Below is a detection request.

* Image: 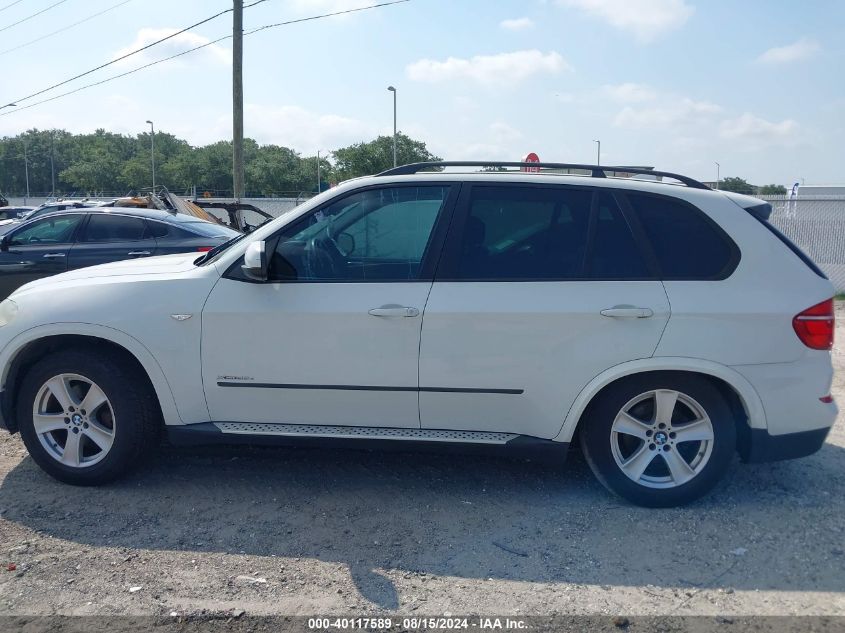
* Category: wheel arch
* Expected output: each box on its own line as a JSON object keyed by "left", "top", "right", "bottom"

{"left": 0, "top": 324, "right": 182, "bottom": 433}
{"left": 554, "top": 358, "right": 766, "bottom": 453}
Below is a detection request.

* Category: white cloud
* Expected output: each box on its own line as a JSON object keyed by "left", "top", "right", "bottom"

{"left": 603, "top": 83, "right": 656, "bottom": 103}
{"left": 556, "top": 0, "right": 694, "bottom": 42}
{"left": 500, "top": 17, "right": 534, "bottom": 31}
{"left": 406, "top": 50, "right": 570, "bottom": 86}
{"left": 614, "top": 97, "right": 722, "bottom": 129}
{"left": 756, "top": 38, "right": 821, "bottom": 64}
{"left": 112, "top": 28, "right": 230, "bottom": 68}
{"left": 238, "top": 104, "right": 376, "bottom": 151}
{"left": 719, "top": 113, "right": 798, "bottom": 144}
{"left": 490, "top": 121, "right": 524, "bottom": 143}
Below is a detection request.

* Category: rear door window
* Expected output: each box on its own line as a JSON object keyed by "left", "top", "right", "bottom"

{"left": 440, "top": 185, "right": 649, "bottom": 280}
{"left": 626, "top": 193, "right": 737, "bottom": 280}
{"left": 81, "top": 215, "right": 148, "bottom": 243}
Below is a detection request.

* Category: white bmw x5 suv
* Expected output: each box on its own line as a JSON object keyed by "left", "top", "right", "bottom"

{"left": 0, "top": 162, "right": 837, "bottom": 507}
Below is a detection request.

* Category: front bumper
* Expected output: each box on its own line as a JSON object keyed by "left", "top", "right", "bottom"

{"left": 743, "top": 426, "right": 832, "bottom": 463}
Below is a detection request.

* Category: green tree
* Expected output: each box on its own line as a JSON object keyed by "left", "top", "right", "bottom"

{"left": 758, "top": 184, "right": 787, "bottom": 195}
{"left": 718, "top": 177, "right": 755, "bottom": 195}
{"left": 331, "top": 133, "right": 441, "bottom": 181}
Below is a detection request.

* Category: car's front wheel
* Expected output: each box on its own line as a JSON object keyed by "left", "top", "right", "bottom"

{"left": 17, "top": 348, "right": 160, "bottom": 485}
{"left": 580, "top": 372, "right": 736, "bottom": 507}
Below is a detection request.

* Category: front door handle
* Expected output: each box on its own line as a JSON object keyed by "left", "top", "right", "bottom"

{"left": 600, "top": 305, "right": 654, "bottom": 318}
{"left": 368, "top": 305, "right": 420, "bottom": 318}
{"left": 42, "top": 253, "right": 66, "bottom": 259}
{"left": 128, "top": 251, "right": 151, "bottom": 256}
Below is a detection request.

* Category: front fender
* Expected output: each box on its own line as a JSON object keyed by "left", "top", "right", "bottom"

{"left": 552, "top": 356, "right": 768, "bottom": 443}
{"left": 0, "top": 322, "right": 183, "bottom": 428}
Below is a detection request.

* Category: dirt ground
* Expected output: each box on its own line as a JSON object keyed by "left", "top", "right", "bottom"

{"left": 0, "top": 304, "right": 843, "bottom": 618}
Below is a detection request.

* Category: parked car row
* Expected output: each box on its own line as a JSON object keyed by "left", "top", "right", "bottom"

{"left": 0, "top": 207, "right": 238, "bottom": 299}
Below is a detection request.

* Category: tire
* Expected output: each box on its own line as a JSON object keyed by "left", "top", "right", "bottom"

{"left": 579, "top": 372, "right": 736, "bottom": 508}
{"left": 17, "top": 348, "right": 161, "bottom": 485}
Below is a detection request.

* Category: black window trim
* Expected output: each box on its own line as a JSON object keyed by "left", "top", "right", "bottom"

{"left": 619, "top": 189, "right": 741, "bottom": 281}
{"left": 433, "top": 182, "right": 660, "bottom": 283}
{"left": 224, "top": 181, "right": 462, "bottom": 284}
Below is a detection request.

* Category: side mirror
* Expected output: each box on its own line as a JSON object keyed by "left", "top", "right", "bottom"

{"left": 0, "top": 234, "right": 10, "bottom": 252}
{"left": 241, "top": 240, "right": 268, "bottom": 281}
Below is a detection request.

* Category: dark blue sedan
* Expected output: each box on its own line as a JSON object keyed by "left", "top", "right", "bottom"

{"left": 0, "top": 208, "right": 239, "bottom": 300}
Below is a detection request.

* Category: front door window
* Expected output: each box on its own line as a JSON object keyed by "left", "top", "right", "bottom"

{"left": 269, "top": 186, "right": 451, "bottom": 282}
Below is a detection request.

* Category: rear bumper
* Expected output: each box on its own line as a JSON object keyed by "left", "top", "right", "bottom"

{"left": 743, "top": 426, "right": 832, "bottom": 463}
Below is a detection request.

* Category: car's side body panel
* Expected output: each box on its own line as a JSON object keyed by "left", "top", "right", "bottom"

{"left": 419, "top": 281, "right": 671, "bottom": 438}
{"left": 0, "top": 254, "right": 217, "bottom": 425}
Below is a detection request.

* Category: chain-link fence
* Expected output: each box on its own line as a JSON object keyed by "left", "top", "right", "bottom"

{"left": 762, "top": 196, "right": 845, "bottom": 292}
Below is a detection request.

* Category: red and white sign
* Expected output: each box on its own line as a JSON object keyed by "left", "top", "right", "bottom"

{"left": 521, "top": 152, "right": 540, "bottom": 173}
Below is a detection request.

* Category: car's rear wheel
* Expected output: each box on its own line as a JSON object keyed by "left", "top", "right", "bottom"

{"left": 580, "top": 372, "right": 736, "bottom": 507}
{"left": 17, "top": 348, "right": 160, "bottom": 485}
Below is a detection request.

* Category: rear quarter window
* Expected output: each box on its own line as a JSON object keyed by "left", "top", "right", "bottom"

{"left": 626, "top": 193, "right": 738, "bottom": 280}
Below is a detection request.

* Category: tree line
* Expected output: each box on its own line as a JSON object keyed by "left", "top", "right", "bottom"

{"left": 1, "top": 129, "right": 790, "bottom": 198}
{"left": 0, "top": 129, "right": 440, "bottom": 197}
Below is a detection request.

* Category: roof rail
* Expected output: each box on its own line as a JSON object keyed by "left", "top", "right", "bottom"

{"left": 376, "top": 161, "right": 711, "bottom": 190}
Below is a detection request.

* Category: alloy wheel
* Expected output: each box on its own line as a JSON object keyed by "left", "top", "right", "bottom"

{"left": 610, "top": 389, "right": 714, "bottom": 489}
{"left": 33, "top": 373, "right": 116, "bottom": 468}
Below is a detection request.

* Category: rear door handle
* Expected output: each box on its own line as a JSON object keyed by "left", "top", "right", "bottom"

{"left": 600, "top": 305, "right": 654, "bottom": 318}
{"left": 128, "top": 251, "right": 151, "bottom": 256}
{"left": 368, "top": 305, "right": 420, "bottom": 318}
{"left": 42, "top": 253, "right": 66, "bottom": 259}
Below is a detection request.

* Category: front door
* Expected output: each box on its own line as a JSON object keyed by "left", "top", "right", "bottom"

{"left": 0, "top": 214, "right": 84, "bottom": 299}
{"left": 202, "top": 184, "right": 457, "bottom": 428}
{"left": 419, "top": 184, "right": 671, "bottom": 438}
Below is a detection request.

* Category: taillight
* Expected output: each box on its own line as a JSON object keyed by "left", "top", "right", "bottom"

{"left": 793, "top": 298, "right": 835, "bottom": 350}
{"left": 196, "top": 246, "right": 214, "bottom": 252}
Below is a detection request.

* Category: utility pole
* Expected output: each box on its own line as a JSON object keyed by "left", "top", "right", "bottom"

{"left": 146, "top": 120, "right": 156, "bottom": 190}
{"left": 50, "top": 131, "right": 55, "bottom": 195}
{"left": 23, "top": 137, "right": 30, "bottom": 204}
{"left": 232, "top": 0, "right": 245, "bottom": 207}
{"left": 593, "top": 139, "right": 601, "bottom": 165}
{"left": 715, "top": 162, "right": 720, "bottom": 190}
{"left": 317, "top": 150, "right": 321, "bottom": 193}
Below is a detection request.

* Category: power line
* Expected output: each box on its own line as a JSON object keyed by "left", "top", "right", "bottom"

{"left": 0, "top": 0, "right": 133, "bottom": 57}
{"left": 0, "top": 0, "right": 28, "bottom": 14}
{"left": 1, "top": 35, "right": 231, "bottom": 116}
{"left": 0, "top": 0, "right": 410, "bottom": 117}
{"left": 244, "top": 0, "right": 409, "bottom": 35}
{"left": 0, "top": 0, "right": 68, "bottom": 33}
{"left": 1, "top": 2, "right": 265, "bottom": 107}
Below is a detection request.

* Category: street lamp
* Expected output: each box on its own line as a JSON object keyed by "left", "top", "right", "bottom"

{"left": 145, "top": 120, "right": 156, "bottom": 191}
{"left": 592, "top": 139, "right": 601, "bottom": 165}
{"left": 715, "top": 162, "right": 720, "bottom": 190}
{"left": 387, "top": 86, "right": 397, "bottom": 168}
{"left": 316, "top": 150, "right": 331, "bottom": 193}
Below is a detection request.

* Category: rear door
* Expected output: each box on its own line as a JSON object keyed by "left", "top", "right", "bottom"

{"left": 0, "top": 214, "right": 84, "bottom": 299}
{"left": 67, "top": 213, "right": 158, "bottom": 270}
{"left": 418, "top": 183, "right": 671, "bottom": 438}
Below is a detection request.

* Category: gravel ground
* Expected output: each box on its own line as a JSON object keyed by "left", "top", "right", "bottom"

{"left": 0, "top": 304, "right": 843, "bottom": 618}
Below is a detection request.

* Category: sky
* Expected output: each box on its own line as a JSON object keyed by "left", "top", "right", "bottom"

{"left": 1, "top": 0, "right": 843, "bottom": 186}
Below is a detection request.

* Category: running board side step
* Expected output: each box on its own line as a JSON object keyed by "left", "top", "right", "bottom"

{"left": 166, "top": 422, "right": 569, "bottom": 464}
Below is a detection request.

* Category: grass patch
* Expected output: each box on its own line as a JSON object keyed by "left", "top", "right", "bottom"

{"left": 836, "top": 293, "right": 845, "bottom": 301}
